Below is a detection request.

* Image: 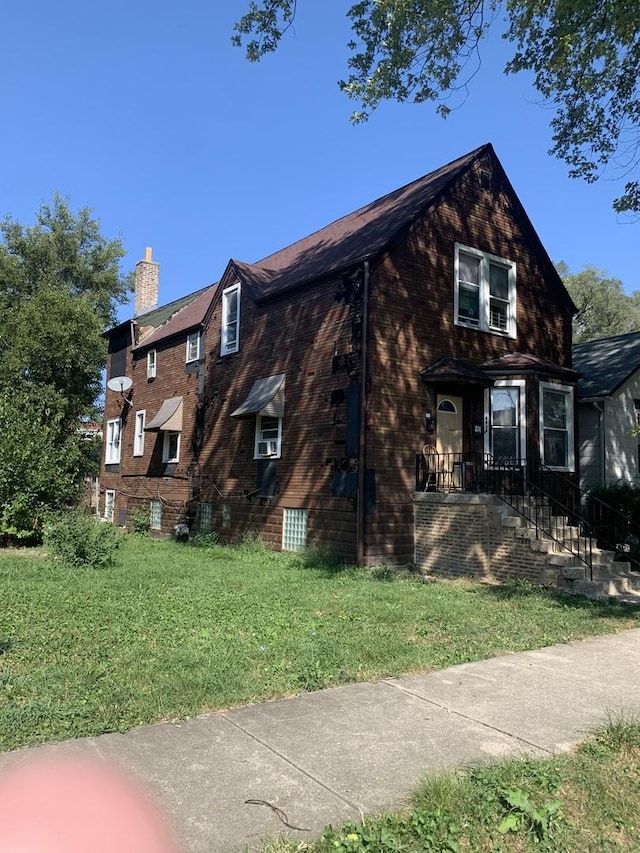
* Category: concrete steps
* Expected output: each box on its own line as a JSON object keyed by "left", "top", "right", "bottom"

{"left": 492, "top": 496, "right": 640, "bottom": 605}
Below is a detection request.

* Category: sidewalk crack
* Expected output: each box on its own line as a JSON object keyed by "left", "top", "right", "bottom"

{"left": 220, "top": 714, "right": 362, "bottom": 812}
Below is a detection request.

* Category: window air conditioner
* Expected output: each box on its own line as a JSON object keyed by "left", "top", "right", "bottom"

{"left": 258, "top": 440, "right": 278, "bottom": 457}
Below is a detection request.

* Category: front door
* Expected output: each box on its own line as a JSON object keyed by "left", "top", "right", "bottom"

{"left": 436, "top": 395, "right": 463, "bottom": 456}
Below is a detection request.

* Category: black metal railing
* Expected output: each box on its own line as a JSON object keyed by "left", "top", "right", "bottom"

{"left": 413, "top": 451, "right": 627, "bottom": 579}
{"left": 530, "top": 462, "right": 637, "bottom": 568}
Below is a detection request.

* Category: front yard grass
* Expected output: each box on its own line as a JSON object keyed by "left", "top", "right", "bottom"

{"left": 1, "top": 535, "right": 638, "bottom": 752}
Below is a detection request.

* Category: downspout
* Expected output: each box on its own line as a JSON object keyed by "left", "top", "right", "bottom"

{"left": 356, "top": 260, "right": 371, "bottom": 566}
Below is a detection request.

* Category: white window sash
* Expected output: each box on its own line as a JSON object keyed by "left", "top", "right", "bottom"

{"left": 254, "top": 415, "right": 282, "bottom": 459}
{"left": 162, "top": 431, "right": 180, "bottom": 463}
{"left": 133, "top": 410, "right": 145, "bottom": 456}
{"left": 147, "top": 350, "right": 156, "bottom": 379}
{"left": 106, "top": 418, "right": 121, "bottom": 465}
{"left": 484, "top": 380, "right": 526, "bottom": 466}
{"left": 539, "top": 382, "right": 575, "bottom": 471}
{"left": 104, "top": 490, "right": 115, "bottom": 522}
{"left": 186, "top": 332, "right": 200, "bottom": 363}
{"left": 221, "top": 283, "right": 241, "bottom": 355}
{"left": 454, "top": 243, "right": 516, "bottom": 338}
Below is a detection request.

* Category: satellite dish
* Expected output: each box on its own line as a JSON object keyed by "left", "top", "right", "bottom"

{"left": 107, "top": 376, "right": 133, "bottom": 394}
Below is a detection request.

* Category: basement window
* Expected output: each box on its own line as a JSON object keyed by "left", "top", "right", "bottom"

{"left": 282, "top": 508, "right": 307, "bottom": 551}
{"left": 150, "top": 499, "right": 162, "bottom": 530}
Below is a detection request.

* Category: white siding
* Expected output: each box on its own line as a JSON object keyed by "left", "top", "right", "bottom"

{"left": 578, "top": 403, "right": 602, "bottom": 490}
{"left": 603, "top": 371, "right": 640, "bottom": 485}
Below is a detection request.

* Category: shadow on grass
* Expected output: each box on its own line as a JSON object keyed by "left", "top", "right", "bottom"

{"left": 289, "top": 546, "right": 359, "bottom": 577}
{"left": 477, "top": 578, "right": 640, "bottom": 618}
{"left": 0, "top": 638, "right": 14, "bottom": 655}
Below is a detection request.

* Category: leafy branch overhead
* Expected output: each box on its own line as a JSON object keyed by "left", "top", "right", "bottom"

{"left": 233, "top": 0, "right": 640, "bottom": 213}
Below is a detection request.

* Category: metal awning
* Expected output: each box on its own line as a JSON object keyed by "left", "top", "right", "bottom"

{"left": 144, "top": 396, "right": 183, "bottom": 431}
{"left": 231, "top": 373, "right": 286, "bottom": 418}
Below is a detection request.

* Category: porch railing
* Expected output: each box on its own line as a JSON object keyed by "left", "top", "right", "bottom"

{"left": 414, "top": 451, "right": 633, "bottom": 580}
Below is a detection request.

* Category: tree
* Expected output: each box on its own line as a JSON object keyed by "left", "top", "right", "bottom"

{"left": 0, "top": 196, "right": 130, "bottom": 541}
{"left": 557, "top": 261, "right": 640, "bottom": 343}
{"left": 233, "top": 1, "right": 640, "bottom": 213}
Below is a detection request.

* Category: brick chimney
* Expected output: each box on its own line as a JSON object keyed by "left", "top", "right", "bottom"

{"left": 134, "top": 247, "right": 159, "bottom": 317}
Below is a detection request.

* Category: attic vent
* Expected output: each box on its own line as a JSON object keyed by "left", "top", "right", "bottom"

{"left": 478, "top": 171, "right": 492, "bottom": 191}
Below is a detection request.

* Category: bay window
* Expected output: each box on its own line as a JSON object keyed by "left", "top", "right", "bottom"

{"left": 540, "top": 383, "right": 574, "bottom": 470}
{"left": 485, "top": 380, "right": 526, "bottom": 465}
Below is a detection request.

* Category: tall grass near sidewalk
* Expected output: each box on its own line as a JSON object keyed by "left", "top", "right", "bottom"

{"left": 1, "top": 535, "right": 638, "bottom": 752}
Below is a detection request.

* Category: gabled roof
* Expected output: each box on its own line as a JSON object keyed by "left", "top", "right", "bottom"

{"left": 134, "top": 284, "right": 218, "bottom": 351}
{"left": 232, "top": 144, "right": 490, "bottom": 300}
{"left": 109, "top": 142, "right": 571, "bottom": 346}
{"left": 573, "top": 332, "right": 640, "bottom": 398}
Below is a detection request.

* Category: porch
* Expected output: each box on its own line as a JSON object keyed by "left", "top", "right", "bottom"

{"left": 412, "top": 450, "right": 640, "bottom": 592}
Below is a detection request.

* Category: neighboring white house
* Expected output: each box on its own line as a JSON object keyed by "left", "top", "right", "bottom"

{"left": 573, "top": 332, "right": 640, "bottom": 490}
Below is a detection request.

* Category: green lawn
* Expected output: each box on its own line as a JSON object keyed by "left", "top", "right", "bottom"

{"left": 1, "top": 535, "right": 638, "bottom": 752}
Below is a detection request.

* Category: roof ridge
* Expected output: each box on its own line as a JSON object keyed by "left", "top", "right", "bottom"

{"left": 251, "top": 143, "right": 491, "bottom": 271}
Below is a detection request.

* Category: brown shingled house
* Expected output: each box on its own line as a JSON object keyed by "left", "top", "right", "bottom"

{"left": 101, "top": 143, "right": 578, "bottom": 565}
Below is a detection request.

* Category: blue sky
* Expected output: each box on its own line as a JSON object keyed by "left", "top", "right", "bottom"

{"left": 2, "top": 1, "right": 637, "bottom": 324}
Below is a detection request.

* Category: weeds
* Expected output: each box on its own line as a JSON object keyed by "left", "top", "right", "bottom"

{"left": 44, "top": 508, "right": 121, "bottom": 568}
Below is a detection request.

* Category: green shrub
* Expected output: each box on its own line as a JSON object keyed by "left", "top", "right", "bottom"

{"left": 128, "top": 503, "right": 150, "bottom": 535}
{"left": 587, "top": 483, "right": 640, "bottom": 552}
{"left": 45, "top": 509, "right": 122, "bottom": 568}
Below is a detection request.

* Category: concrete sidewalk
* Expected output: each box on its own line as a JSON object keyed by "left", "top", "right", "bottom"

{"left": 2, "top": 629, "right": 640, "bottom": 851}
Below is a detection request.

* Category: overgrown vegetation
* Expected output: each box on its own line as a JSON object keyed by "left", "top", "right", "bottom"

{"left": 44, "top": 508, "right": 122, "bottom": 568}
{"left": 262, "top": 715, "right": 640, "bottom": 852}
{"left": 1, "top": 536, "right": 638, "bottom": 752}
{"left": 0, "top": 196, "right": 130, "bottom": 543}
{"left": 587, "top": 482, "right": 640, "bottom": 558}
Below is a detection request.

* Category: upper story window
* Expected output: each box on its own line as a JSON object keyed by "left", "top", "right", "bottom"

{"left": 254, "top": 415, "right": 282, "bottom": 459}
{"left": 186, "top": 331, "right": 201, "bottom": 363}
{"left": 133, "top": 410, "right": 145, "bottom": 457}
{"left": 105, "top": 418, "right": 121, "bottom": 465}
{"left": 454, "top": 243, "right": 516, "bottom": 338}
{"left": 221, "top": 283, "right": 241, "bottom": 356}
{"left": 147, "top": 349, "right": 156, "bottom": 379}
{"left": 539, "top": 382, "right": 574, "bottom": 471}
{"left": 162, "top": 430, "right": 180, "bottom": 463}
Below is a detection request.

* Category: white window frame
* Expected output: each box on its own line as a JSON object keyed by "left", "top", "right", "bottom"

{"left": 104, "top": 489, "right": 115, "bottom": 523}
{"left": 133, "top": 410, "right": 146, "bottom": 456}
{"left": 454, "top": 243, "right": 516, "bottom": 338}
{"left": 162, "top": 430, "right": 180, "bottom": 463}
{"left": 539, "top": 382, "right": 575, "bottom": 472}
{"left": 105, "top": 418, "right": 121, "bottom": 465}
{"left": 254, "top": 415, "right": 282, "bottom": 459}
{"left": 147, "top": 349, "right": 156, "bottom": 379}
{"left": 221, "top": 282, "right": 241, "bottom": 356}
{"left": 186, "top": 331, "right": 201, "bottom": 364}
{"left": 484, "top": 380, "right": 526, "bottom": 466}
